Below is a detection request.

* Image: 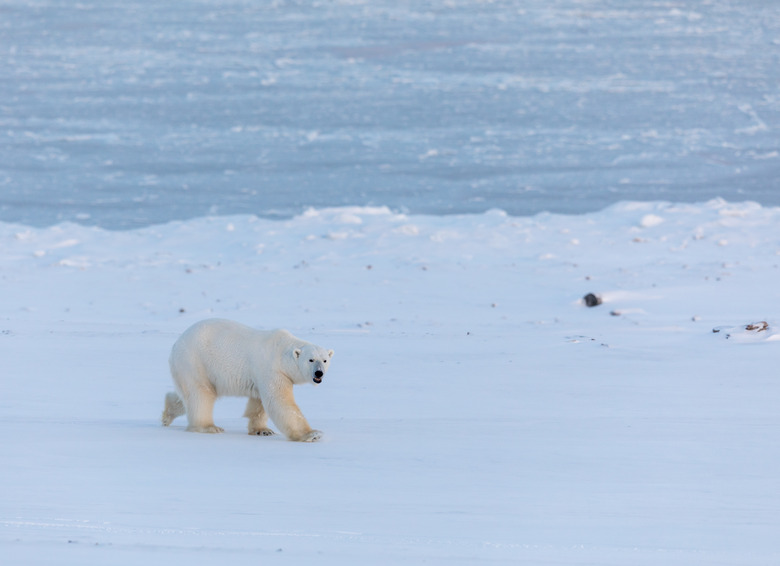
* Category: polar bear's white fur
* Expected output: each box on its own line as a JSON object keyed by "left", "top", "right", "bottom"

{"left": 162, "top": 318, "right": 333, "bottom": 442}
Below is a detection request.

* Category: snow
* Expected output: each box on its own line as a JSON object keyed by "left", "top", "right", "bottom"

{"left": 2, "top": 199, "right": 780, "bottom": 564}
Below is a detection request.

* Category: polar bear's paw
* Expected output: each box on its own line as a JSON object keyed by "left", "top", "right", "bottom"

{"left": 187, "top": 424, "right": 225, "bottom": 434}
{"left": 249, "top": 428, "right": 276, "bottom": 436}
{"left": 300, "top": 430, "right": 323, "bottom": 443}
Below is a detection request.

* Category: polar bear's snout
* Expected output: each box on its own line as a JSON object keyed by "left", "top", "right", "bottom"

{"left": 301, "top": 348, "right": 333, "bottom": 384}
{"left": 313, "top": 363, "right": 325, "bottom": 383}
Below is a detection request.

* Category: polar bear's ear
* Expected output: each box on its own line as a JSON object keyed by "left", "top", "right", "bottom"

{"left": 328, "top": 349, "right": 334, "bottom": 358}
{"left": 293, "top": 348, "right": 302, "bottom": 359}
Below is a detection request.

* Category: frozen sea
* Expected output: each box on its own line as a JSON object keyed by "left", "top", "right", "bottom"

{"left": 2, "top": 0, "right": 780, "bottom": 229}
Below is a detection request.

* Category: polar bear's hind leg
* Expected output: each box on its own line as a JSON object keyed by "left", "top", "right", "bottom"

{"left": 188, "top": 424, "right": 225, "bottom": 433}
{"left": 182, "top": 388, "right": 224, "bottom": 433}
{"left": 161, "top": 392, "right": 186, "bottom": 426}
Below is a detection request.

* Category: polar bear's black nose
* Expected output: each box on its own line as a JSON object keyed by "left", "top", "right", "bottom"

{"left": 314, "top": 370, "right": 323, "bottom": 379}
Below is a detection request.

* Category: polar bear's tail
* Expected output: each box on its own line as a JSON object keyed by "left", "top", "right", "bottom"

{"left": 161, "top": 392, "right": 186, "bottom": 426}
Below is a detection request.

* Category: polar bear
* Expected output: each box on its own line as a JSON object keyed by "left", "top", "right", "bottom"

{"left": 161, "top": 318, "right": 333, "bottom": 442}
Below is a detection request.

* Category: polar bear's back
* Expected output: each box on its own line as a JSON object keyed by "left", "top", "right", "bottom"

{"left": 169, "top": 319, "right": 293, "bottom": 396}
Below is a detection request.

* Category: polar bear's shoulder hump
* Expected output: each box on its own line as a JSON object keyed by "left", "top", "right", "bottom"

{"left": 264, "top": 328, "right": 300, "bottom": 345}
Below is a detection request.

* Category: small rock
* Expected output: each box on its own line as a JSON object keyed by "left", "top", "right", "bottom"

{"left": 583, "top": 293, "right": 602, "bottom": 307}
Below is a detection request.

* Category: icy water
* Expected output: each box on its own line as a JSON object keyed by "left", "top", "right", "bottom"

{"left": 2, "top": 0, "right": 779, "bottom": 229}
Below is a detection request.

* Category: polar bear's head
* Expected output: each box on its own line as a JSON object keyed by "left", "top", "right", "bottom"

{"left": 292, "top": 345, "right": 334, "bottom": 385}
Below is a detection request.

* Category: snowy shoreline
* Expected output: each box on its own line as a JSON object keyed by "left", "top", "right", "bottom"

{"left": 2, "top": 199, "right": 780, "bottom": 565}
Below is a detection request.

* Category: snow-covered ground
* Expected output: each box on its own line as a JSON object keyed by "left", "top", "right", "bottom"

{"left": 2, "top": 200, "right": 780, "bottom": 564}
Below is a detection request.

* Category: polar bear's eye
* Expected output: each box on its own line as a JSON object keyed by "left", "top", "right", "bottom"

{"left": 309, "top": 359, "right": 314, "bottom": 363}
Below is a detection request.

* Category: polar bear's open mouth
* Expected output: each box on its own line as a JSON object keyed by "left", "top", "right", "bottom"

{"left": 313, "top": 376, "right": 322, "bottom": 384}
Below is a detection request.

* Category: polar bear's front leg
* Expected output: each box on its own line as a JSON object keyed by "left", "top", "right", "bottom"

{"left": 244, "top": 397, "right": 276, "bottom": 436}
{"left": 266, "top": 386, "right": 322, "bottom": 442}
